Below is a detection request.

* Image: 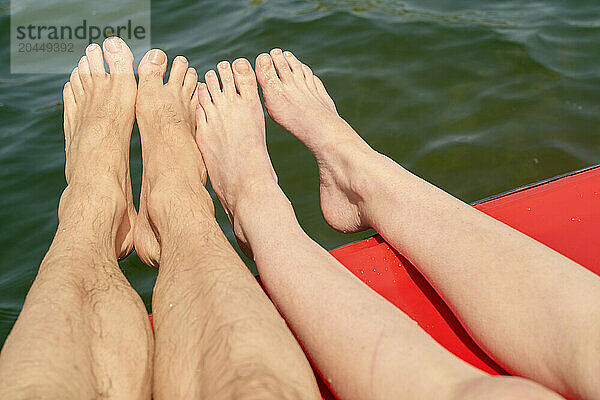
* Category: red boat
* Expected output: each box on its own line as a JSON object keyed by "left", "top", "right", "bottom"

{"left": 318, "top": 164, "right": 600, "bottom": 399}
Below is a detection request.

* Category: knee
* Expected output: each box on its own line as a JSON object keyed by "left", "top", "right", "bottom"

{"left": 563, "top": 321, "right": 600, "bottom": 400}
{"left": 213, "top": 367, "right": 304, "bottom": 400}
{"left": 453, "top": 376, "right": 565, "bottom": 400}
{"left": 0, "top": 375, "right": 93, "bottom": 400}
{"left": 575, "top": 351, "right": 600, "bottom": 400}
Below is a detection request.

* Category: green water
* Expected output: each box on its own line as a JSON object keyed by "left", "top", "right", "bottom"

{"left": 0, "top": 0, "right": 599, "bottom": 346}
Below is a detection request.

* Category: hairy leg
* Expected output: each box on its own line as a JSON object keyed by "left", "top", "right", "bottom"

{"left": 255, "top": 49, "right": 600, "bottom": 400}
{"left": 0, "top": 38, "right": 152, "bottom": 400}
{"left": 134, "top": 50, "right": 319, "bottom": 400}
{"left": 195, "top": 52, "right": 563, "bottom": 400}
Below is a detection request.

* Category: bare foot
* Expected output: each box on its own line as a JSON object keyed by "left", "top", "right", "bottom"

{"left": 63, "top": 37, "right": 137, "bottom": 259}
{"left": 133, "top": 50, "right": 210, "bottom": 268}
{"left": 255, "top": 49, "right": 389, "bottom": 234}
{"left": 195, "top": 58, "right": 277, "bottom": 247}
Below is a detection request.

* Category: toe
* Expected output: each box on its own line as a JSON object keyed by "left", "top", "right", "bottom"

{"left": 69, "top": 67, "right": 84, "bottom": 99}
{"left": 217, "top": 61, "right": 235, "bottom": 96}
{"left": 63, "top": 82, "right": 76, "bottom": 109}
{"left": 204, "top": 70, "right": 222, "bottom": 100}
{"left": 283, "top": 50, "right": 304, "bottom": 77}
{"left": 301, "top": 63, "right": 318, "bottom": 93}
{"left": 195, "top": 102, "right": 207, "bottom": 136}
{"left": 196, "top": 104, "right": 207, "bottom": 130}
{"left": 269, "top": 48, "right": 292, "bottom": 82}
{"left": 78, "top": 56, "right": 92, "bottom": 88}
{"left": 168, "top": 56, "right": 188, "bottom": 86}
{"left": 102, "top": 37, "right": 134, "bottom": 75}
{"left": 85, "top": 43, "right": 107, "bottom": 77}
{"left": 195, "top": 83, "right": 212, "bottom": 142}
{"left": 197, "top": 82, "right": 213, "bottom": 109}
{"left": 314, "top": 75, "right": 337, "bottom": 112}
{"left": 183, "top": 67, "right": 198, "bottom": 99}
{"left": 63, "top": 82, "right": 75, "bottom": 134}
{"left": 191, "top": 81, "right": 200, "bottom": 105}
{"left": 138, "top": 49, "right": 168, "bottom": 89}
{"left": 232, "top": 58, "right": 258, "bottom": 98}
{"left": 255, "top": 53, "right": 280, "bottom": 89}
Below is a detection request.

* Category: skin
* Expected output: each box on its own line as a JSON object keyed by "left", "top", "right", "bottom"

{"left": 258, "top": 50, "right": 600, "bottom": 400}
{"left": 0, "top": 38, "right": 153, "bottom": 400}
{"left": 132, "top": 50, "right": 320, "bottom": 400}
{"left": 194, "top": 50, "right": 567, "bottom": 400}
{"left": 1, "top": 38, "right": 595, "bottom": 400}
{"left": 0, "top": 40, "right": 321, "bottom": 400}
{"left": 250, "top": 49, "right": 599, "bottom": 400}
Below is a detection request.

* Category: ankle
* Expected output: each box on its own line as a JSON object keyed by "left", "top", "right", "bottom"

{"left": 145, "top": 181, "right": 215, "bottom": 231}
{"left": 232, "top": 181, "right": 301, "bottom": 244}
{"left": 55, "top": 184, "right": 127, "bottom": 258}
{"left": 326, "top": 140, "right": 387, "bottom": 200}
{"left": 59, "top": 180, "right": 127, "bottom": 225}
{"left": 231, "top": 177, "right": 283, "bottom": 218}
{"left": 65, "top": 150, "right": 129, "bottom": 183}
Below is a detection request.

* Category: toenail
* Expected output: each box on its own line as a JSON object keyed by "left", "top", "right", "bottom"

{"left": 258, "top": 54, "right": 271, "bottom": 67}
{"left": 149, "top": 50, "right": 166, "bottom": 65}
{"left": 284, "top": 51, "right": 292, "bottom": 57}
{"left": 87, "top": 43, "right": 100, "bottom": 51}
{"left": 105, "top": 37, "right": 122, "bottom": 53}
{"left": 176, "top": 56, "right": 188, "bottom": 64}
{"left": 206, "top": 70, "right": 216, "bottom": 78}
{"left": 218, "top": 61, "right": 230, "bottom": 69}
{"left": 234, "top": 59, "right": 250, "bottom": 73}
{"left": 271, "top": 48, "right": 282, "bottom": 55}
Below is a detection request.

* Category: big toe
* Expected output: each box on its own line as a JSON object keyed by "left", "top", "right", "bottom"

{"left": 138, "top": 49, "right": 167, "bottom": 89}
{"left": 85, "top": 43, "right": 107, "bottom": 77}
{"left": 255, "top": 53, "right": 280, "bottom": 90}
{"left": 102, "top": 37, "right": 134, "bottom": 75}
{"left": 232, "top": 58, "right": 258, "bottom": 98}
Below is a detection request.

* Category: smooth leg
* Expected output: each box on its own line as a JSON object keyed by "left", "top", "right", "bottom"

{"left": 255, "top": 49, "right": 600, "bottom": 400}
{"left": 0, "top": 38, "right": 152, "bottom": 400}
{"left": 195, "top": 52, "right": 564, "bottom": 400}
{"left": 134, "top": 51, "right": 320, "bottom": 400}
